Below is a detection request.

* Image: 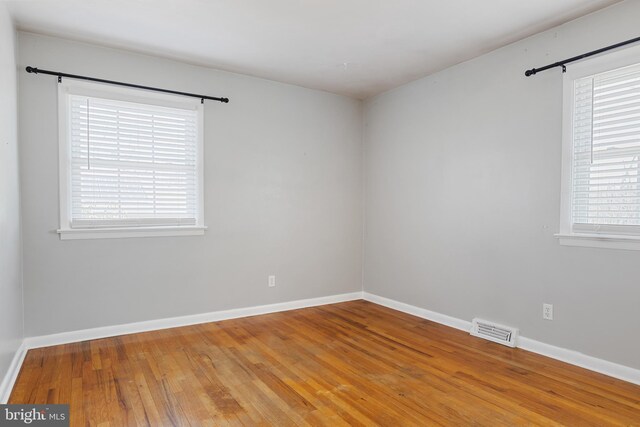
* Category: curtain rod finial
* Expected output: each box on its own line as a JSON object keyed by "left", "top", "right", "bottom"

{"left": 525, "top": 68, "right": 536, "bottom": 77}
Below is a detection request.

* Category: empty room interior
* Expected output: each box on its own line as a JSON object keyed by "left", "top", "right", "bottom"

{"left": 2, "top": 0, "right": 640, "bottom": 425}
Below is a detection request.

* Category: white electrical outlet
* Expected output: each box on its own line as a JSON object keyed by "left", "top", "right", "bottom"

{"left": 268, "top": 275, "right": 276, "bottom": 287}
{"left": 543, "top": 303, "right": 553, "bottom": 320}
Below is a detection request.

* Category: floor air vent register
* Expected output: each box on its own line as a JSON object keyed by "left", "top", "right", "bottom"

{"left": 470, "top": 318, "right": 519, "bottom": 348}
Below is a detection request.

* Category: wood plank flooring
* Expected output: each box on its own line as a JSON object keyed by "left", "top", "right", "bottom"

{"left": 9, "top": 300, "right": 640, "bottom": 426}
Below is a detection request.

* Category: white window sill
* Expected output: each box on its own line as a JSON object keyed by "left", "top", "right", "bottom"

{"left": 555, "top": 233, "right": 640, "bottom": 251}
{"left": 57, "top": 226, "right": 207, "bottom": 240}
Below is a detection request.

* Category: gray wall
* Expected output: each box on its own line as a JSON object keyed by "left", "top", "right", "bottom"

{"left": 0, "top": 3, "right": 23, "bottom": 383}
{"left": 18, "top": 32, "right": 363, "bottom": 337}
{"left": 363, "top": 0, "right": 640, "bottom": 369}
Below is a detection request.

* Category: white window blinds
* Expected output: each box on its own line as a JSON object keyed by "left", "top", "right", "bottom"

{"left": 571, "top": 62, "right": 640, "bottom": 232}
{"left": 68, "top": 95, "right": 200, "bottom": 228}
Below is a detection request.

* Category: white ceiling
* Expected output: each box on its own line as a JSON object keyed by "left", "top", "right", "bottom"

{"left": 5, "top": 0, "right": 620, "bottom": 99}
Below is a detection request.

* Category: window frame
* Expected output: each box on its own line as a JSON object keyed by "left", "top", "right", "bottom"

{"left": 557, "top": 44, "right": 640, "bottom": 250}
{"left": 57, "top": 80, "right": 206, "bottom": 240}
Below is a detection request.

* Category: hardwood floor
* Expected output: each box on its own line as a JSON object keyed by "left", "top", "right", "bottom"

{"left": 9, "top": 300, "right": 640, "bottom": 426}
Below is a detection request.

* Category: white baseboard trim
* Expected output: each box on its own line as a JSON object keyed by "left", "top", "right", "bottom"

{"left": 362, "top": 292, "right": 640, "bottom": 386}
{"left": 517, "top": 337, "right": 640, "bottom": 386}
{"left": 0, "top": 340, "right": 27, "bottom": 404}
{"left": 363, "top": 292, "right": 472, "bottom": 332}
{"left": 25, "top": 291, "right": 364, "bottom": 350}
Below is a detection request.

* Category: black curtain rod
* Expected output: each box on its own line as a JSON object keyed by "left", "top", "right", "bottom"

{"left": 25, "top": 66, "right": 229, "bottom": 103}
{"left": 524, "top": 35, "right": 640, "bottom": 77}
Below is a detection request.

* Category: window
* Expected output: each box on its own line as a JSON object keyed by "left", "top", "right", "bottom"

{"left": 58, "top": 80, "right": 205, "bottom": 239}
{"left": 558, "top": 45, "right": 640, "bottom": 250}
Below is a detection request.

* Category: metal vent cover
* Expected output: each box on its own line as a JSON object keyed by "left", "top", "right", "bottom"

{"left": 470, "top": 318, "right": 518, "bottom": 348}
